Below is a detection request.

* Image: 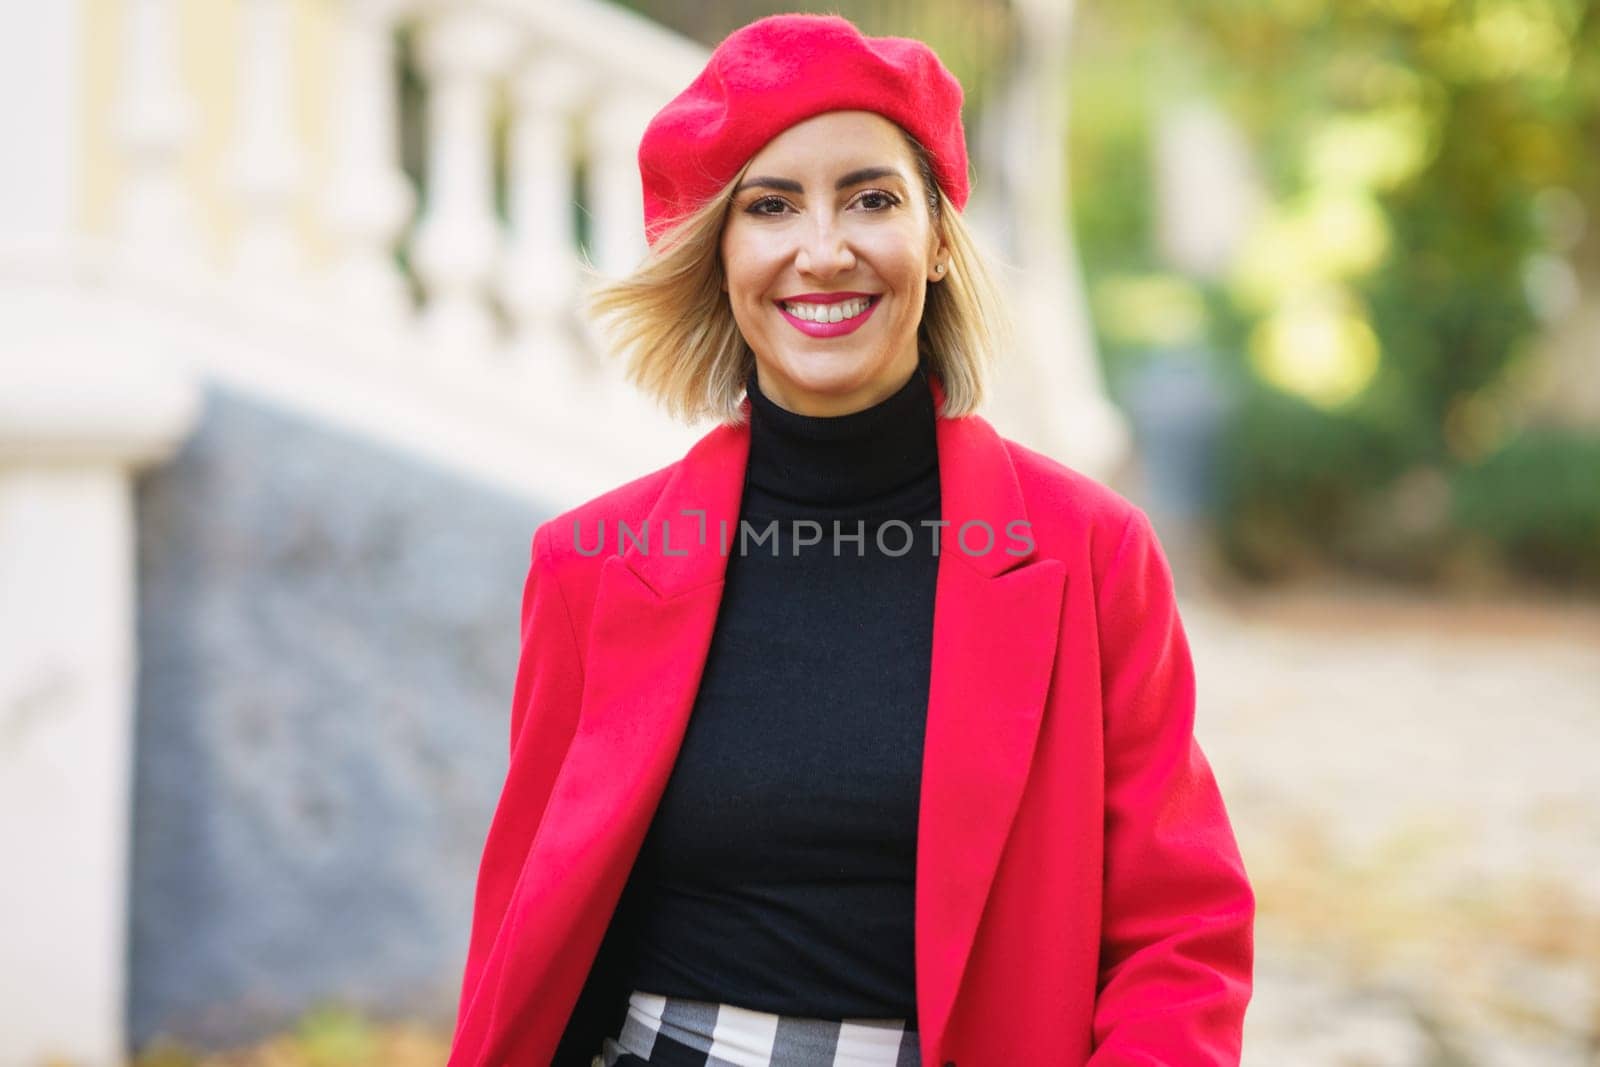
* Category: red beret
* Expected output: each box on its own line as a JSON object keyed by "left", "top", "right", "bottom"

{"left": 637, "top": 13, "right": 969, "bottom": 248}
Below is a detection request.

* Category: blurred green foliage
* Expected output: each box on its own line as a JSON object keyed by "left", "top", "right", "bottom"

{"left": 1453, "top": 427, "right": 1600, "bottom": 585}
{"left": 1071, "top": 0, "right": 1600, "bottom": 590}
{"left": 130, "top": 1005, "right": 450, "bottom": 1067}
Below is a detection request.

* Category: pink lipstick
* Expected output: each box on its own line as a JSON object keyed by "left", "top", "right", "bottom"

{"left": 775, "top": 294, "right": 881, "bottom": 338}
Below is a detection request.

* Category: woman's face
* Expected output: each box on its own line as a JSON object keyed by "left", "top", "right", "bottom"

{"left": 720, "top": 110, "right": 948, "bottom": 417}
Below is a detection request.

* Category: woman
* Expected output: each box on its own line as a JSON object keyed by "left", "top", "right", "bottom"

{"left": 448, "top": 14, "right": 1254, "bottom": 1067}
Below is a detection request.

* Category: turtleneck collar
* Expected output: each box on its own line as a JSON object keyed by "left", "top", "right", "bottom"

{"left": 742, "top": 362, "right": 939, "bottom": 512}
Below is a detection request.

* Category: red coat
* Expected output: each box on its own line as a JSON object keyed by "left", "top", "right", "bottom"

{"left": 449, "top": 374, "right": 1255, "bottom": 1066}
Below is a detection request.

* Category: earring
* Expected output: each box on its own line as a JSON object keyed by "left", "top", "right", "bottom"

{"left": 935, "top": 263, "right": 945, "bottom": 274}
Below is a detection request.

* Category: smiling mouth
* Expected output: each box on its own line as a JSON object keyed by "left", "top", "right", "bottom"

{"left": 776, "top": 295, "right": 880, "bottom": 323}
{"left": 775, "top": 295, "right": 883, "bottom": 338}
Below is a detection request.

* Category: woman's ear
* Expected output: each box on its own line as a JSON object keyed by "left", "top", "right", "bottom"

{"left": 927, "top": 229, "right": 950, "bottom": 283}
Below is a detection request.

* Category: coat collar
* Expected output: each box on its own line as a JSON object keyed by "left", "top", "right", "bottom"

{"left": 481, "top": 372, "right": 1067, "bottom": 1065}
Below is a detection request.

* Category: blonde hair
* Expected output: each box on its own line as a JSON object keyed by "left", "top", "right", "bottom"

{"left": 578, "top": 128, "right": 1012, "bottom": 426}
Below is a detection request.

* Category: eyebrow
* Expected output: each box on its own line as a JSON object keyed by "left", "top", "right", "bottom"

{"left": 733, "top": 166, "right": 906, "bottom": 196}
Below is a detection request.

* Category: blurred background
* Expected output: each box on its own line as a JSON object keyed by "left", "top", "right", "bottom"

{"left": 0, "top": 0, "right": 1595, "bottom": 1065}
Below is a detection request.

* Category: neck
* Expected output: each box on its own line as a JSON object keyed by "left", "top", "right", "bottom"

{"left": 742, "top": 363, "right": 939, "bottom": 511}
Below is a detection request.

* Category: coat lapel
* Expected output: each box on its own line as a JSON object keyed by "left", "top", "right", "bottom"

{"left": 481, "top": 374, "right": 1066, "bottom": 1065}
{"left": 914, "top": 398, "right": 1066, "bottom": 1059}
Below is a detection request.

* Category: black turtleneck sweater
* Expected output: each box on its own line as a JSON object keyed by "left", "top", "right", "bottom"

{"left": 619, "top": 362, "right": 942, "bottom": 1027}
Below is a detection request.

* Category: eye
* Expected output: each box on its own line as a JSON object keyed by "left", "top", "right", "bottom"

{"left": 857, "top": 190, "right": 900, "bottom": 211}
{"left": 746, "top": 196, "right": 788, "bottom": 216}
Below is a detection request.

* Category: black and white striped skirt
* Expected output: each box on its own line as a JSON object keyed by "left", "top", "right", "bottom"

{"left": 596, "top": 989, "right": 921, "bottom": 1066}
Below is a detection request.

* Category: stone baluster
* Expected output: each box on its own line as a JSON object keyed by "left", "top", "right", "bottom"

{"left": 501, "top": 53, "right": 590, "bottom": 387}
{"left": 582, "top": 87, "right": 657, "bottom": 279}
{"left": 570, "top": 86, "right": 660, "bottom": 421}
{"left": 0, "top": 339, "right": 198, "bottom": 1067}
{"left": 321, "top": 0, "right": 416, "bottom": 325}
{"left": 410, "top": 6, "right": 523, "bottom": 358}
{"left": 114, "top": 0, "right": 198, "bottom": 272}
{"left": 228, "top": 0, "right": 304, "bottom": 284}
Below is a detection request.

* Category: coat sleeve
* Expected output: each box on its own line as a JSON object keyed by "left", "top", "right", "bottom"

{"left": 1086, "top": 506, "right": 1255, "bottom": 1065}
{"left": 449, "top": 521, "right": 587, "bottom": 1067}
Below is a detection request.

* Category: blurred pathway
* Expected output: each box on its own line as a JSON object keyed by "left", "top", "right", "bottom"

{"left": 1184, "top": 581, "right": 1600, "bottom": 1066}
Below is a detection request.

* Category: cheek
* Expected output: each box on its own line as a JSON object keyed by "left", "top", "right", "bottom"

{"left": 721, "top": 238, "right": 774, "bottom": 304}
{"left": 864, "top": 233, "right": 930, "bottom": 287}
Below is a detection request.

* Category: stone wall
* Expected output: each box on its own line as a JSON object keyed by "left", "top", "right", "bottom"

{"left": 129, "top": 385, "right": 550, "bottom": 1050}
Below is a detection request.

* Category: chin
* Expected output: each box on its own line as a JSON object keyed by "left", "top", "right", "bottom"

{"left": 786, "top": 364, "right": 865, "bottom": 390}
{"left": 776, "top": 351, "right": 882, "bottom": 386}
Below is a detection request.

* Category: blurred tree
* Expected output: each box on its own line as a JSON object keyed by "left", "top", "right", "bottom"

{"left": 1070, "top": 0, "right": 1600, "bottom": 589}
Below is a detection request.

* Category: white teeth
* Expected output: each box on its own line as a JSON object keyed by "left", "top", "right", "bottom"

{"left": 782, "top": 297, "right": 872, "bottom": 322}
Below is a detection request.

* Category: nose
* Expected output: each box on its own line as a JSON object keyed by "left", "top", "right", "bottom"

{"left": 794, "top": 211, "right": 856, "bottom": 279}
